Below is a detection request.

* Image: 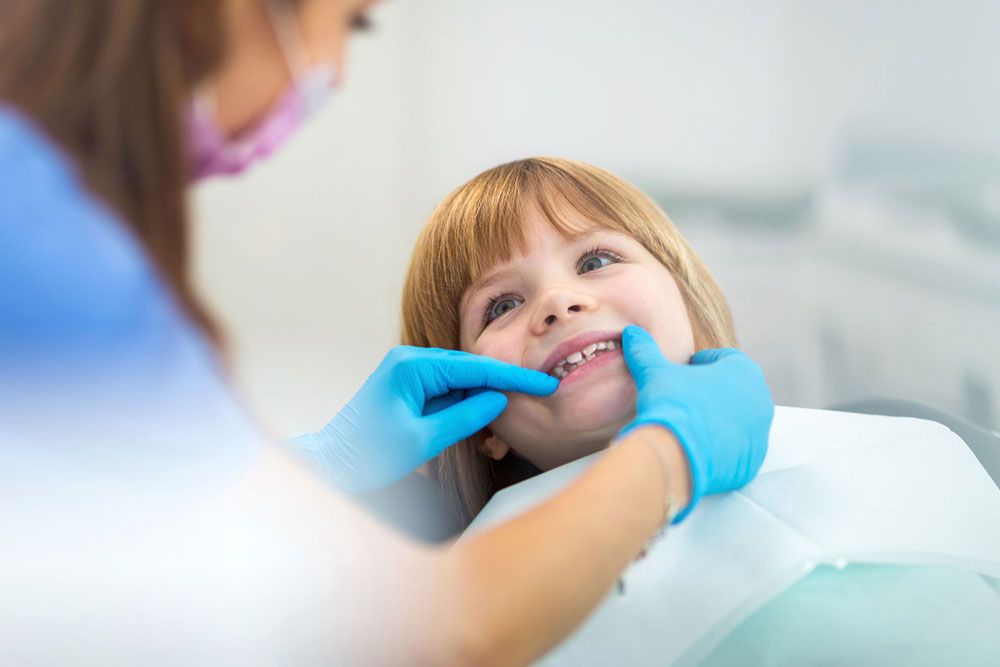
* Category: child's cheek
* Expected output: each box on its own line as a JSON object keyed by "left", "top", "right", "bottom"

{"left": 612, "top": 269, "right": 696, "bottom": 364}
{"left": 469, "top": 331, "right": 525, "bottom": 367}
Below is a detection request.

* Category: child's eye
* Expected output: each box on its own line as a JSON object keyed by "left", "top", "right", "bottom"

{"left": 483, "top": 293, "right": 524, "bottom": 327}
{"left": 578, "top": 247, "right": 623, "bottom": 274}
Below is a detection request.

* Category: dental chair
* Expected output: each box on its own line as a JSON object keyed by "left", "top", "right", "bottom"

{"left": 830, "top": 397, "right": 1000, "bottom": 488}
{"left": 461, "top": 405, "right": 1000, "bottom": 665}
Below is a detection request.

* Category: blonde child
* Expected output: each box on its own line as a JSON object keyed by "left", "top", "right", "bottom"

{"left": 402, "top": 157, "right": 736, "bottom": 522}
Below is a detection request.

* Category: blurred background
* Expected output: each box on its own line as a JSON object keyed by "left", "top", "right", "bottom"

{"left": 192, "top": 0, "right": 1000, "bottom": 440}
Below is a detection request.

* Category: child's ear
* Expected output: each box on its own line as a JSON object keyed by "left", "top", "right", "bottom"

{"left": 477, "top": 428, "right": 510, "bottom": 461}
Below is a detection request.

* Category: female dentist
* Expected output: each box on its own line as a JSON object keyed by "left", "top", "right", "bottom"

{"left": 0, "top": 1, "right": 773, "bottom": 664}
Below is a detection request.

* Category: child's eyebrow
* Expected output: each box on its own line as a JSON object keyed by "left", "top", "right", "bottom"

{"left": 463, "top": 267, "right": 519, "bottom": 310}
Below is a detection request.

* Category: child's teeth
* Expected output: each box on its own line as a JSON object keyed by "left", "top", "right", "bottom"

{"left": 550, "top": 339, "right": 622, "bottom": 380}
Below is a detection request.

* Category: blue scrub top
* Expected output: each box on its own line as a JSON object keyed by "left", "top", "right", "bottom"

{"left": 0, "top": 108, "right": 353, "bottom": 663}
{"left": 0, "top": 106, "right": 260, "bottom": 508}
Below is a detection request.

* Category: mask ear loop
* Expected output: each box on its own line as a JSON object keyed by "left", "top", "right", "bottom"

{"left": 189, "top": 84, "right": 218, "bottom": 124}
{"left": 265, "top": 0, "right": 338, "bottom": 115}
{"left": 186, "top": 0, "right": 304, "bottom": 143}
{"left": 265, "top": 0, "right": 311, "bottom": 81}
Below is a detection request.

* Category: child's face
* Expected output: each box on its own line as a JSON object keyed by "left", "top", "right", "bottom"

{"left": 459, "top": 202, "right": 696, "bottom": 471}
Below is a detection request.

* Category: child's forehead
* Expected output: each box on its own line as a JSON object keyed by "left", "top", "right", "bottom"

{"left": 472, "top": 209, "right": 611, "bottom": 280}
{"left": 454, "top": 183, "right": 631, "bottom": 310}
{"left": 522, "top": 198, "right": 604, "bottom": 239}
{"left": 487, "top": 183, "right": 616, "bottom": 254}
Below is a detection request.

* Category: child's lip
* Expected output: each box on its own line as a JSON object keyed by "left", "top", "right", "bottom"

{"left": 538, "top": 330, "right": 623, "bottom": 376}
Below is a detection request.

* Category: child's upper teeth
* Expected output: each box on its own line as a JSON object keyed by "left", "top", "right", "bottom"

{"left": 550, "top": 339, "right": 620, "bottom": 378}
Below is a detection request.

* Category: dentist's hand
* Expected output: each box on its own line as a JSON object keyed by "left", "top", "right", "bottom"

{"left": 618, "top": 325, "right": 774, "bottom": 522}
{"left": 293, "top": 346, "right": 558, "bottom": 494}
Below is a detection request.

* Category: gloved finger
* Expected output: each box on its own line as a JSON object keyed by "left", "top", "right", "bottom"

{"left": 422, "top": 390, "right": 508, "bottom": 458}
{"left": 689, "top": 347, "right": 741, "bottom": 365}
{"left": 422, "top": 389, "right": 466, "bottom": 416}
{"left": 621, "top": 325, "right": 672, "bottom": 389}
{"left": 430, "top": 354, "right": 559, "bottom": 396}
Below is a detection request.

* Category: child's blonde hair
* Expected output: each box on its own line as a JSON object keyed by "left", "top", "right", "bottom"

{"left": 401, "top": 157, "right": 736, "bottom": 523}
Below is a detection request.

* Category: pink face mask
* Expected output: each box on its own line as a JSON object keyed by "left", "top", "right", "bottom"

{"left": 186, "top": 3, "right": 336, "bottom": 181}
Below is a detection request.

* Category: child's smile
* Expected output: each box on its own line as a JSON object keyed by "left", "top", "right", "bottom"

{"left": 540, "top": 331, "right": 621, "bottom": 383}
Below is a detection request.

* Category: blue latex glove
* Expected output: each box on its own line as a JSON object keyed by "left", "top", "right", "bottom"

{"left": 294, "top": 346, "right": 558, "bottom": 493}
{"left": 618, "top": 325, "right": 774, "bottom": 522}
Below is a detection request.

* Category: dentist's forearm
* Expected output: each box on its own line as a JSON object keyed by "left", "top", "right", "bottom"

{"left": 439, "top": 426, "right": 691, "bottom": 667}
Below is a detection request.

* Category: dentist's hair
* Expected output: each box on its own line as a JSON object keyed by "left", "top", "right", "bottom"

{"left": 0, "top": 0, "right": 226, "bottom": 338}
{"left": 401, "top": 157, "right": 736, "bottom": 523}
{"left": 0, "top": 0, "right": 302, "bottom": 342}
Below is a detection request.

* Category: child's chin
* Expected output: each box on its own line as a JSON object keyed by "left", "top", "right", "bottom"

{"left": 552, "top": 375, "right": 637, "bottom": 433}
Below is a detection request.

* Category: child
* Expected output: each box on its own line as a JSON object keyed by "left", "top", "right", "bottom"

{"left": 401, "top": 157, "right": 735, "bottom": 523}
{"left": 401, "top": 159, "right": 1000, "bottom": 664}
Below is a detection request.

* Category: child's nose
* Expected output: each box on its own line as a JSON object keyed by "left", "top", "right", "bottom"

{"left": 534, "top": 287, "right": 597, "bottom": 332}
{"left": 543, "top": 304, "right": 583, "bottom": 326}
